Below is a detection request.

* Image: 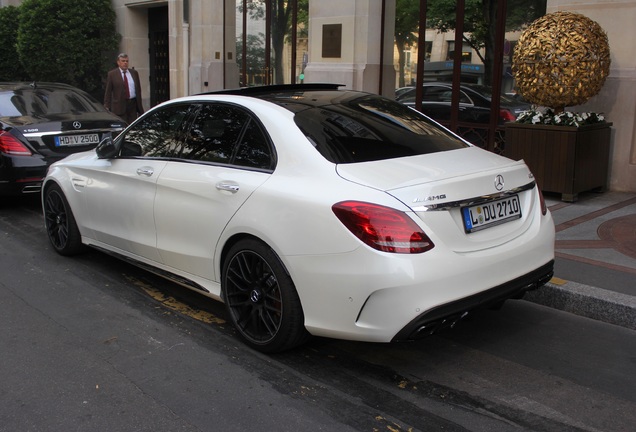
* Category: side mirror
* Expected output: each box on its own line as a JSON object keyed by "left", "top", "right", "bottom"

{"left": 96, "top": 135, "right": 118, "bottom": 159}
{"left": 121, "top": 141, "right": 142, "bottom": 157}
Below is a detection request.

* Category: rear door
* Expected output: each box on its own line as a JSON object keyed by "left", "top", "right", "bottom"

{"left": 420, "top": 85, "right": 453, "bottom": 122}
{"left": 153, "top": 102, "right": 275, "bottom": 283}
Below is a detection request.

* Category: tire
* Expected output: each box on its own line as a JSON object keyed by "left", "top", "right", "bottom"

{"left": 43, "top": 183, "right": 84, "bottom": 256}
{"left": 222, "top": 239, "right": 309, "bottom": 353}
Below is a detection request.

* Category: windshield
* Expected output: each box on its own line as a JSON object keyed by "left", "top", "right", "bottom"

{"left": 293, "top": 94, "right": 469, "bottom": 163}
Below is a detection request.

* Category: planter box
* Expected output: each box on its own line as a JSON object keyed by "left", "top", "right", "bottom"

{"left": 504, "top": 122, "right": 612, "bottom": 202}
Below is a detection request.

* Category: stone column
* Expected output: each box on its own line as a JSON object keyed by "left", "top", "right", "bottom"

{"left": 305, "top": 0, "right": 395, "bottom": 96}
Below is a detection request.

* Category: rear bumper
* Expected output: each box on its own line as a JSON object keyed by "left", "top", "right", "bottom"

{"left": 285, "top": 207, "right": 555, "bottom": 343}
{"left": 392, "top": 260, "right": 554, "bottom": 341}
{"left": 0, "top": 179, "right": 43, "bottom": 195}
{"left": 0, "top": 154, "right": 47, "bottom": 195}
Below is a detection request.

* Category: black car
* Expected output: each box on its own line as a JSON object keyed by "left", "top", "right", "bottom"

{"left": 0, "top": 82, "right": 126, "bottom": 195}
{"left": 396, "top": 82, "right": 531, "bottom": 125}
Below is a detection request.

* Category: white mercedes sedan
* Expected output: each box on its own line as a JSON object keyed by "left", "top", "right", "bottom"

{"left": 42, "top": 84, "right": 555, "bottom": 353}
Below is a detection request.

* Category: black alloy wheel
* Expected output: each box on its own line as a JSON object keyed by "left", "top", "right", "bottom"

{"left": 222, "top": 239, "right": 309, "bottom": 353}
{"left": 44, "top": 184, "right": 83, "bottom": 256}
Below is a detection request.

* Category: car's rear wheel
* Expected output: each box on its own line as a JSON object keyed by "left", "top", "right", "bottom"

{"left": 43, "top": 183, "right": 84, "bottom": 256}
{"left": 222, "top": 239, "right": 309, "bottom": 353}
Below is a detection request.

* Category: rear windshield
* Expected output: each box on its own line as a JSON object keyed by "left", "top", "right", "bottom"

{"left": 293, "top": 94, "right": 469, "bottom": 164}
{"left": 0, "top": 87, "right": 106, "bottom": 117}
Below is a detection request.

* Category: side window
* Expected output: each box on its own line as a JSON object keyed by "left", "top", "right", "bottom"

{"left": 458, "top": 90, "right": 472, "bottom": 104}
{"left": 424, "top": 87, "right": 472, "bottom": 104}
{"left": 424, "top": 87, "right": 451, "bottom": 102}
{"left": 180, "top": 104, "right": 247, "bottom": 164}
{"left": 121, "top": 104, "right": 192, "bottom": 157}
{"left": 396, "top": 88, "right": 415, "bottom": 104}
{"left": 234, "top": 119, "right": 274, "bottom": 170}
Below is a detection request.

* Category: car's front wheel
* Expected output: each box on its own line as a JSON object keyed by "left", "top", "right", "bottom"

{"left": 43, "top": 183, "right": 84, "bottom": 256}
{"left": 222, "top": 239, "right": 309, "bottom": 353}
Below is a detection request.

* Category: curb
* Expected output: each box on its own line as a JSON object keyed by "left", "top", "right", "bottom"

{"left": 523, "top": 279, "right": 636, "bottom": 331}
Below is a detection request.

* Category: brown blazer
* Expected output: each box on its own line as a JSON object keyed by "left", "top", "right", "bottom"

{"left": 104, "top": 67, "right": 144, "bottom": 119}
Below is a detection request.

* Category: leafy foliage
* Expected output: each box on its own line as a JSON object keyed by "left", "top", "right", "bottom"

{"left": 512, "top": 11, "right": 610, "bottom": 111}
{"left": 0, "top": 6, "right": 27, "bottom": 81}
{"left": 516, "top": 108, "right": 606, "bottom": 127}
{"left": 395, "top": 0, "right": 421, "bottom": 87}
{"left": 427, "top": 0, "right": 546, "bottom": 51}
{"left": 395, "top": 0, "right": 420, "bottom": 47}
{"left": 236, "top": 33, "right": 266, "bottom": 84}
{"left": 426, "top": 0, "right": 546, "bottom": 84}
{"left": 16, "top": 0, "right": 120, "bottom": 99}
{"left": 239, "top": 0, "right": 308, "bottom": 84}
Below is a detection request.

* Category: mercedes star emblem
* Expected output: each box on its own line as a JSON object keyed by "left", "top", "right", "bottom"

{"left": 72, "top": 121, "right": 81, "bottom": 129}
{"left": 494, "top": 174, "right": 505, "bottom": 191}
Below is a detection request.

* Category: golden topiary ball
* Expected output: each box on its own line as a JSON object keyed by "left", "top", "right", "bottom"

{"left": 512, "top": 11, "right": 610, "bottom": 111}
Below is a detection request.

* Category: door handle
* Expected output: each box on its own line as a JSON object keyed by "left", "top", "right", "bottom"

{"left": 216, "top": 181, "right": 240, "bottom": 193}
{"left": 136, "top": 167, "right": 154, "bottom": 177}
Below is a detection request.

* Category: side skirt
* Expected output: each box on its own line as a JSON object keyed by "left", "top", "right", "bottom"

{"left": 90, "top": 244, "right": 212, "bottom": 294}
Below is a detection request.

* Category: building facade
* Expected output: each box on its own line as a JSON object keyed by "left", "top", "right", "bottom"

{"left": 546, "top": 0, "right": 636, "bottom": 193}
{"left": 1, "top": 0, "right": 634, "bottom": 192}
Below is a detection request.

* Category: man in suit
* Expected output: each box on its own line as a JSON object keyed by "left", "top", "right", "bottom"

{"left": 104, "top": 53, "right": 144, "bottom": 124}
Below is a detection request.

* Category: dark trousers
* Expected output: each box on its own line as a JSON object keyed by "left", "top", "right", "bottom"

{"left": 124, "top": 98, "right": 139, "bottom": 124}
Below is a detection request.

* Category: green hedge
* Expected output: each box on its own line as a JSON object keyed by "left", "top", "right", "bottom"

{"left": 0, "top": 6, "right": 27, "bottom": 81}
{"left": 12, "top": 0, "right": 120, "bottom": 99}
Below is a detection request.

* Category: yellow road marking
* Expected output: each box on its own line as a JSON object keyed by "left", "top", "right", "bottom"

{"left": 125, "top": 275, "right": 226, "bottom": 325}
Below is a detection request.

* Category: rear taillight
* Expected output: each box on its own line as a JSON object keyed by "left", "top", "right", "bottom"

{"left": 332, "top": 201, "right": 435, "bottom": 254}
{"left": 538, "top": 187, "right": 547, "bottom": 215}
{"left": 0, "top": 132, "right": 32, "bottom": 156}
{"left": 499, "top": 109, "right": 516, "bottom": 123}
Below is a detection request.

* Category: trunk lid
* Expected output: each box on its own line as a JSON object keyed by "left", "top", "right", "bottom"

{"left": 336, "top": 147, "right": 540, "bottom": 252}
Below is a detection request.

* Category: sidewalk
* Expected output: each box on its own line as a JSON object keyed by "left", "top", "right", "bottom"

{"left": 524, "top": 190, "right": 636, "bottom": 330}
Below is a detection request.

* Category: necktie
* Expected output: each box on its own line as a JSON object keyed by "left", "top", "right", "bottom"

{"left": 123, "top": 71, "right": 130, "bottom": 99}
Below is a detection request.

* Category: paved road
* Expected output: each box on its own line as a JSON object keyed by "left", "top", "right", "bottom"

{"left": 1, "top": 196, "right": 635, "bottom": 431}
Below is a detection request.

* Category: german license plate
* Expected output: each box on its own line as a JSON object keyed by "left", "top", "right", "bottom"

{"left": 461, "top": 195, "right": 521, "bottom": 233}
{"left": 55, "top": 134, "right": 99, "bottom": 147}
